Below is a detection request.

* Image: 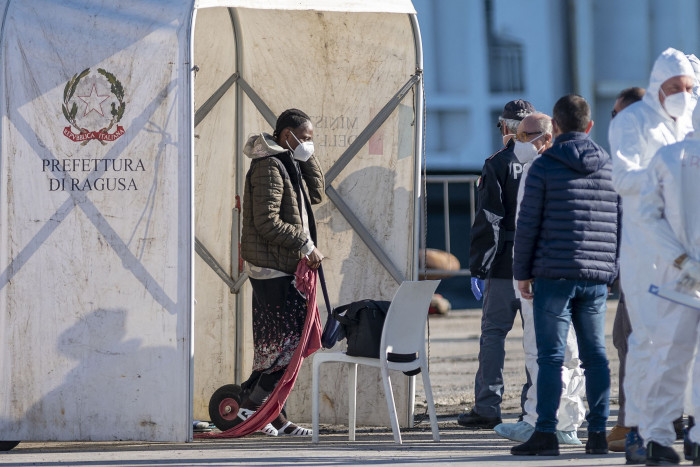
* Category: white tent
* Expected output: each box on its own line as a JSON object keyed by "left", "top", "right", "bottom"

{"left": 0, "top": 0, "right": 423, "bottom": 442}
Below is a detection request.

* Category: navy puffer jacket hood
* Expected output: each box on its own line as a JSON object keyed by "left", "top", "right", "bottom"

{"left": 545, "top": 131, "right": 609, "bottom": 174}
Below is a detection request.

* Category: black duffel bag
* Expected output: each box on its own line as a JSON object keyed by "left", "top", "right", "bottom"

{"left": 332, "top": 299, "right": 390, "bottom": 358}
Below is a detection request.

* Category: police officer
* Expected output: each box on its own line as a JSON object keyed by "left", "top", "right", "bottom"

{"left": 458, "top": 99, "right": 534, "bottom": 429}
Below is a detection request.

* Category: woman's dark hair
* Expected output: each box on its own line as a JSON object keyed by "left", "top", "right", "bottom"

{"left": 273, "top": 108, "right": 311, "bottom": 139}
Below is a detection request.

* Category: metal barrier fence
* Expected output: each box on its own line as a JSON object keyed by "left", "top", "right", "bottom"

{"left": 420, "top": 174, "right": 479, "bottom": 278}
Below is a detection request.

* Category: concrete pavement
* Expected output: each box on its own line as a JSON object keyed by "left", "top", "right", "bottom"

{"left": 1, "top": 300, "right": 688, "bottom": 466}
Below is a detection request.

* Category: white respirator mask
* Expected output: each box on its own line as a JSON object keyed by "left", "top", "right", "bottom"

{"left": 513, "top": 134, "right": 544, "bottom": 164}
{"left": 287, "top": 131, "right": 314, "bottom": 162}
{"left": 661, "top": 88, "right": 694, "bottom": 119}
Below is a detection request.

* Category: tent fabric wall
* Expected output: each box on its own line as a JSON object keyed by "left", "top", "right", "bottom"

{"left": 0, "top": 0, "right": 422, "bottom": 442}
{"left": 0, "top": 0, "right": 194, "bottom": 441}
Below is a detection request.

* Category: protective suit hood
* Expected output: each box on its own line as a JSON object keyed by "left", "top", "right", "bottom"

{"left": 243, "top": 132, "right": 287, "bottom": 159}
{"left": 544, "top": 132, "right": 609, "bottom": 174}
{"left": 644, "top": 47, "right": 695, "bottom": 119}
{"left": 687, "top": 53, "right": 700, "bottom": 87}
{"left": 690, "top": 99, "right": 700, "bottom": 140}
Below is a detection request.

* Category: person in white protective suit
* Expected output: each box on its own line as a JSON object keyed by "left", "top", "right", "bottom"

{"left": 636, "top": 101, "right": 700, "bottom": 465}
{"left": 688, "top": 54, "right": 700, "bottom": 103}
{"left": 493, "top": 113, "right": 587, "bottom": 446}
{"left": 608, "top": 47, "right": 696, "bottom": 464}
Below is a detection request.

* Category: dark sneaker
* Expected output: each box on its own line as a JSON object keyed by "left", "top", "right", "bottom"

{"left": 646, "top": 441, "right": 680, "bottom": 465}
{"left": 685, "top": 428, "right": 694, "bottom": 461}
{"left": 586, "top": 430, "right": 609, "bottom": 454}
{"left": 673, "top": 416, "right": 684, "bottom": 441}
{"left": 457, "top": 409, "right": 502, "bottom": 429}
{"left": 689, "top": 418, "right": 699, "bottom": 465}
{"left": 511, "top": 430, "right": 559, "bottom": 456}
{"left": 626, "top": 428, "right": 646, "bottom": 464}
{"left": 686, "top": 437, "right": 700, "bottom": 465}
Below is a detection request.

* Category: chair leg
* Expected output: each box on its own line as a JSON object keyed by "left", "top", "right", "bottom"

{"left": 348, "top": 363, "right": 357, "bottom": 441}
{"left": 421, "top": 363, "right": 440, "bottom": 442}
{"left": 408, "top": 374, "right": 416, "bottom": 428}
{"left": 380, "top": 366, "right": 402, "bottom": 444}
{"left": 312, "top": 357, "right": 321, "bottom": 443}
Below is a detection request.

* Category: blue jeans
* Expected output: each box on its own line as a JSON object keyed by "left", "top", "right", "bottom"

{"left": 533, "top": 278, "right": 610, "bottom": 433}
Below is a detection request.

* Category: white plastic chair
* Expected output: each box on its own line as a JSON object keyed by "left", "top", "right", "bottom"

{"left": 311, "top": 280, "right": 441, "bottom": 444}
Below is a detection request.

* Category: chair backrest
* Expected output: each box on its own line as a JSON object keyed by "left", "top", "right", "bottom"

{"left": 379, "top": 280, "right": 441, "bottom": 358}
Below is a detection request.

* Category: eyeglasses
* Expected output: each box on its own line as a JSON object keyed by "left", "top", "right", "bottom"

{"left": 516, "top": 131, "right": 542, "bottom": 143}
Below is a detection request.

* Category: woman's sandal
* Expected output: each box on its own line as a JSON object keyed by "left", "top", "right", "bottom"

{"left": 276, "top": 421, "right": 313, "bottom": 436}
{"left": 236, "top": 408, "right": 278, "bottom": 436}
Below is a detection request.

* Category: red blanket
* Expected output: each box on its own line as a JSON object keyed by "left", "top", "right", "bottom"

{"left": 195, "top": 260, "right": 322, "bottom": 438}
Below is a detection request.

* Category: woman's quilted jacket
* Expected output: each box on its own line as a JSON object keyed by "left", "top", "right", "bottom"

{"left": 241, "top": 133, "right": 324, "bottom": 274}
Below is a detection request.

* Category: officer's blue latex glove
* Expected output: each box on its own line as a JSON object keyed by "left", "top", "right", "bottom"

{"left": 471, "top": 277, "right": 485, "bottom": 301}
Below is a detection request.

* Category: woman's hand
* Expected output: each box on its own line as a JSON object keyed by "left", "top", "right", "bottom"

{"left": 306, "top": 249, "right": 325, "bottom": 269}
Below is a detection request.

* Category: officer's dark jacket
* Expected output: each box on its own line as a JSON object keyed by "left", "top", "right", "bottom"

{"left": 469, "top": 139, "right": 524, "bottom": 279}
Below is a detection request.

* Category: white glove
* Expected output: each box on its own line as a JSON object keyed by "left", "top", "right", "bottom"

{"left": 680, "top": 257, "right": 700, "bottom": 287}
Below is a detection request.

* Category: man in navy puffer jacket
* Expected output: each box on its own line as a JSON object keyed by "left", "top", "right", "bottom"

{"left": 510, "top": 95, "right": 621, "bottom": 457}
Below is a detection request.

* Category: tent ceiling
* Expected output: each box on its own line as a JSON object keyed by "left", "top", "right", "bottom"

{"left": 194, "top": 0, "right": 416, "bottom": 14}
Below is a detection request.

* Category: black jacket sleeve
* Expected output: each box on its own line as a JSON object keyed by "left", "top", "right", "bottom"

{"left": 469, "top": 158, "right": 505, "bottom": 279}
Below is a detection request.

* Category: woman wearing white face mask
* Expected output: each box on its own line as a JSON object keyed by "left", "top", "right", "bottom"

{"left": 237, "top": 108, "right": 325, "bottom": 436}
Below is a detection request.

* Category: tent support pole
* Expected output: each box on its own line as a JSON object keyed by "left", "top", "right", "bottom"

{"left": 194, "top": 238, "right": 247, "bottom": 293}
{"left": 194, "top": 72, "right": 239, "bottom": 127}
{"left": 410, "top": 13, "right": 424, "bottom": 285}
{"left": 192, "top": 71, "right": 247, "bottom": 295}
{"left": 407, "top": 11, "right": 425, "bottom": 430}
{"left": 237, "top": 75, "right": 277, "bottom": 128}
{"left": 187, "top": 5, "right": 198, "bottom": 443}
{"left": 230, "top": 6, "right": 246, "bottom": 386}
{"left": 324, "top": 73, "right": 421, "bottom": 185}
{"left": 326, "top": 186, "right": 405, "bottom": 284}
{"left": 318, "top": 73, "right": 421, "bottom": 286}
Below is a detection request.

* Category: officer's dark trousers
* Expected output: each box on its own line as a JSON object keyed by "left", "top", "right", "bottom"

{"left": 473, "top": 277, "right": 527, "bottom": 418}
{"left": 612, "top": 291, "right": 632, "bottom": 427}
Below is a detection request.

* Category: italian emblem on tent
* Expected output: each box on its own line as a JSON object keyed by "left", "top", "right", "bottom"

{"left": 62, "top": 68, "right": 126, "bottom": 145}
